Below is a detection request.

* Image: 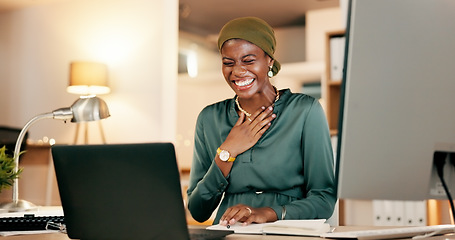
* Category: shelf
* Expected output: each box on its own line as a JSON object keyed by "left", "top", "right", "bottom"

{"left": 324, "top": 29, "right": 346, "bottom": 135}
{"left": 328, "top": 81, "right": 342, "bottom": 87}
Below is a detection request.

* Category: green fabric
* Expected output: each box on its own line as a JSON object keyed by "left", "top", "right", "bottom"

{"left": 217, "top": 17, "right": 281, "bottom": 76}
{"left": 187, "top": 89, "right": 337, "bottom": 224}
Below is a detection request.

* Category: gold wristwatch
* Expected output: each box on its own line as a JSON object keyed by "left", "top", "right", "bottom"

{"left": 217, "top": 148, "right": 236, "bottom": 162}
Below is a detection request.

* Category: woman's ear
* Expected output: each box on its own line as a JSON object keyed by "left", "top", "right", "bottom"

{"left": 268, "top": 58, "right": 274, "bottom": 68}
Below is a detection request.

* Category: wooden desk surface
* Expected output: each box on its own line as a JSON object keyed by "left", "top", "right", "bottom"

{"left": 0, "top": 226, "right": 421, "bottom": 240}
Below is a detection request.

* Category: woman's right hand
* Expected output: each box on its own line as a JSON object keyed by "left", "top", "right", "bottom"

{"left": 216, "top": 105, "right": 276, "bottom": 175}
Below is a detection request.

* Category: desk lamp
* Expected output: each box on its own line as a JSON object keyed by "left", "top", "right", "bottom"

{"left": 0, "top": 96, "right": 110, "bottom": 212}
{"left": 67, "top": 61, "right": 110, "bottom": 144}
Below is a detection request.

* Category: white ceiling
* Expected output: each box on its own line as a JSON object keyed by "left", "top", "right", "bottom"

{"left": 0, "top": 0, "right": 340, "bottom": 37}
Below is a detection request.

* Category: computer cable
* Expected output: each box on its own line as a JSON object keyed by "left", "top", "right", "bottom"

{"left": 434, "top": 151, "right": 455, "bottom": 224}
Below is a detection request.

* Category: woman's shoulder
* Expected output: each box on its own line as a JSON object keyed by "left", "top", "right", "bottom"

{"left": 200, "top": 98, "right": 232, "bottom": 113}
{"left": 196, "top": 98, "right": 234, "bottom": 122}
{"left": 281, "top": 89, "right": 319, "bottom": 105}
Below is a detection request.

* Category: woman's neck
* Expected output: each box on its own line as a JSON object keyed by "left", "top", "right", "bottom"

{"left": 237, "top": 86, "right": 278, "bottom": 115}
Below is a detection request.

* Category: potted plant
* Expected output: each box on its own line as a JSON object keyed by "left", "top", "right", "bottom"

{"left": 0, "top": 145, "right": 22, "bottom": 192}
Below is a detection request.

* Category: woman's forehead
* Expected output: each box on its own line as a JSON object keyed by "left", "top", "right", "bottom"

{"left": 221, "top": 39, "right": 264, "bottom": 56}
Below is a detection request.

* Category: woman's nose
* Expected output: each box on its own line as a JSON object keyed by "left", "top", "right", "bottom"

{"left": 232, "top": 64, "right": 247, "bottom": 76}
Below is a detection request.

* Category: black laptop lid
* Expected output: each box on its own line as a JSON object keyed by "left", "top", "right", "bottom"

{"left": 52, "top": 143, "right": 190, "bottom": 240}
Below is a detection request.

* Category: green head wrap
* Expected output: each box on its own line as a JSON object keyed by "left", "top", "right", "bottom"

{"left": 217, "top": 17, "right": 281, "bottom": 76}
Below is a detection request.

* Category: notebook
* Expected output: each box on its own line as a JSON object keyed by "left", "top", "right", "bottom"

{"left": 51, "top": 143, "right": 232, "bottom": 240}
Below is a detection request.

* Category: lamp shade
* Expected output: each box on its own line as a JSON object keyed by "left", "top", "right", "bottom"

{"left": 67, "top": 61, "right": 110, "bottom": 95}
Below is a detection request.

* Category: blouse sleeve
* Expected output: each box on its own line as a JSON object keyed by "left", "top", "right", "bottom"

{"left": 271, "top": 99, "right": 337, "bottom": 220}
{"left": 186, "top": 108, "right": 229, "bottom": 223}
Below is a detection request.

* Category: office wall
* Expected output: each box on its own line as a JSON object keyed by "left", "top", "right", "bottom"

{"left": 0, "top": 0, "right": 178, "bottom": 144}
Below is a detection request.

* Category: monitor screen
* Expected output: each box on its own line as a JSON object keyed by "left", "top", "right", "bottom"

{"left": 336, "top": 0, "right": 455, "bottom": 201}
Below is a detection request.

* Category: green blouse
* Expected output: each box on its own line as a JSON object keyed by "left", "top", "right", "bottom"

{"left": 187, "top": 89, "right": 336, "bottom": 224}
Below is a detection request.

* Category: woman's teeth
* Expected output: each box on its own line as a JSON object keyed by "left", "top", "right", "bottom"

{"left": 235, "top": 78, "right": 254, "bottom": 87}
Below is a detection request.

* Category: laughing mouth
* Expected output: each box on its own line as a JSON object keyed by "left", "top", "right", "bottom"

{"left": 234, "top": 78, "right": 254, "bottom": 87}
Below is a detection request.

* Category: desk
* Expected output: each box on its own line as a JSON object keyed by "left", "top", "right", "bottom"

{"left": 3, "top": 226, "right": 450, "bottom": 240}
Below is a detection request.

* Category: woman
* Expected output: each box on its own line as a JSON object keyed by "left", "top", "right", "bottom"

{"left": 186, "top": 17, "right": 336, "bottom": 226}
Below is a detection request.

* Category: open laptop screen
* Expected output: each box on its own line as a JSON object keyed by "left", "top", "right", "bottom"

{"left": 52, "top": 143, "right": 190, "bottom": 240}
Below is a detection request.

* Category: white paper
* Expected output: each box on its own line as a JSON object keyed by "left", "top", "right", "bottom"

{"left": 207, "top": 222, "right": 266, "bottom": 234}
{"left": 207, "top": 219, "right": 329, "bottom": 236}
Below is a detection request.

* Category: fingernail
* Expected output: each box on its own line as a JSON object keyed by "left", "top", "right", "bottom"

{"left": 268, "top": 106, "right": 273, "bottom": 110}
{"left": 261, "top": 106, "right": 266, "bottom": 110}
{"left": 272, "top": 114, "right": 276, "bottom": 118}
{"left": 220, "top": 220, "right": 227, "bottom": 225}
{"left": 229, "top": 219, "right": 236, "bottom": 225}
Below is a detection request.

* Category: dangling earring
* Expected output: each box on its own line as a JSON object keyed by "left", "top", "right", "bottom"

{"left": 268, "top": 66, "right": 274, "bottom": 78}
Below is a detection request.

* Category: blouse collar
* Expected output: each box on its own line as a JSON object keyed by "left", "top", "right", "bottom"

{"left": 228, "top": 88, "right": 292, "bottom": 122}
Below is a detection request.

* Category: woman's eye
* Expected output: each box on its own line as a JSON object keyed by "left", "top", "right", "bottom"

{"left": 243, "top": 59, "right": 255, "bottom": 64}
{"left": 223, "top": 62, "right": 234, "bottom": 66}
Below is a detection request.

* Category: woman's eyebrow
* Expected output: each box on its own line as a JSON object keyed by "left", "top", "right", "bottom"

{"left": 222, "top": 54, "right": 257, "bottom": 61}
{"left": 242, "top": 54, "right": 256, "bottom": 58}
{"left": 223, "top": 53, "right": 256, "bottom": 60}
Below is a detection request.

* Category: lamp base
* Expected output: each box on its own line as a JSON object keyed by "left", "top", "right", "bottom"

{"left": 0, "top": 200, "right": 37, "bottom": 212}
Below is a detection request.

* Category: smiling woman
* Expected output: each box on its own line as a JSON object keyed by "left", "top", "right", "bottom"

{"left": 186, "top": 17, "right": 337, "bottom": 226}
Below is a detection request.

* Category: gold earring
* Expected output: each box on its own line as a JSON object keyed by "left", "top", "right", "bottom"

{"left": 268, "top": 66, "right": 274, "bottom": 78}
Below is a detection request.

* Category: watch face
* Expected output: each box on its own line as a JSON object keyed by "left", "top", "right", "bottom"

{"left": 219, "top": 150, "right": 229, "bottom": 161}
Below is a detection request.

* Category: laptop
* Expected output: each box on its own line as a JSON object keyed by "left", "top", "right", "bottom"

{"left": 51, "top": 143, "right": 232, "bottom": 240}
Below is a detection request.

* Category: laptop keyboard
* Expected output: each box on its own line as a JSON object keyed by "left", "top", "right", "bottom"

{"left": 0, "top": 215, "right": 65, "bottom": 231}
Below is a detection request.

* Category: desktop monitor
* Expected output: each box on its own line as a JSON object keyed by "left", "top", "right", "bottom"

{"left": 336, "top": 0, "right": 455, "bottom": 201}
